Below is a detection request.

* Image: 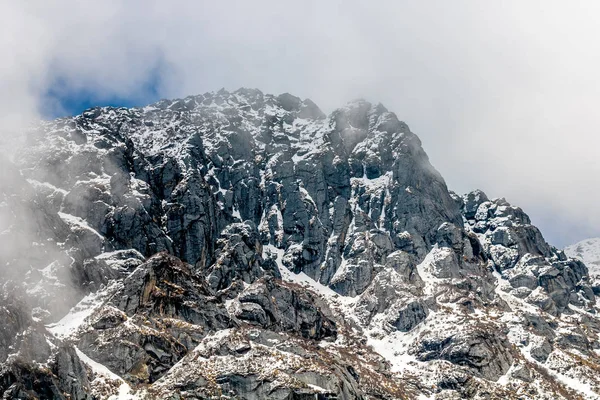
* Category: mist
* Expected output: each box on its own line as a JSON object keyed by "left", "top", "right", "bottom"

{"left": 1, "top": 1, "right": 600, "bottom": 247}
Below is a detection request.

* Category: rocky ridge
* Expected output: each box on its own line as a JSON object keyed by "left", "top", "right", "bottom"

{"left": 1, "top": 88, "right": 600, "bottom": 399}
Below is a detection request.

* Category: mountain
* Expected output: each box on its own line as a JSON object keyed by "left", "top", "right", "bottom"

{"left": 565, "top": 238, "right": 600, "bottom": 275}
{"left": 1, "top": 88, "right": 600, "bottom": 399}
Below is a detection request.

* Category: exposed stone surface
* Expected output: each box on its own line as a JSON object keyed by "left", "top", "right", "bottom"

{"left": 236, "top": 277, "right": 337, "bottom": 340}
{"left": 414, "top": 322, "right": 514, "bottom": 381}
{"left": 0, "top": 285, "right": 90, "bottom": 399}
{"left": 77, "top": 253, "right": 231, "bottom": 384}
{"left": 462, "top": 192, "right": 595, "bottom": 315}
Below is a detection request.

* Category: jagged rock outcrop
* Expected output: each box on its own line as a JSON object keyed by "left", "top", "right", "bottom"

{"left": 77, "top": 253, "right": 231, "bottom": 383}
{"left": 235, "top": 277, "right": 337, "bottom": 340}
{"left": 461, "top": 192, "right": 595, "bottom": 315}
{"left": 414, "top": 322, "right": 514, "bottom": 381}
{"left": 0, "top": 285, "right": 90, "bottom": 399}
{"left": 207, "top": 221, "right": 280, "bottom": 293}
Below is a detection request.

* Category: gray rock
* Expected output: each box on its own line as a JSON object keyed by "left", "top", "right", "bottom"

{"left": 0, "top": 286, "right": 90, "bottom": 399}
{"left": 237, "top": 277, "right": 337, "bottom": 340}
{"left": 509, "top": 274, "right": 538, "bottom": 290}
{"left": 462, "top": 190, "right": 489, "bottom": 219}
{"left": 511, "top": 364, "right": 533, "bottom": 382}
{"left": 78, "top": 253, "right": 231, "bottom": 384}
{"left": 415, "top": 324, "right": 514, "bottom": 380}
{"left": 207, "top": 221, "right": 280, "bottom": 293}
{"left": 530, "top": 337, "right": 553, "bottom": 363}
{"left": 391, "top": 300, "right": 428, "bottom": 332}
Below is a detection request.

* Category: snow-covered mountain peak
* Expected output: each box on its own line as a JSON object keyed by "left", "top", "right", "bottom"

{"left": 2, "top": 90, "right": 600, "bottom": 399}
{"left": 565, "top": 237, "right": 600, "bottom": 274}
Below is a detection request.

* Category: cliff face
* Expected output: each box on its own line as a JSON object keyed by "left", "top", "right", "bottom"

{"left": 1, "top": 89, "right": 599, "bottom": 399}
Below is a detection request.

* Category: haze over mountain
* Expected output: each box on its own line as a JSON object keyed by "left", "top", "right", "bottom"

{"left": 2, "top": 2, "right": 600, "bottom": 247}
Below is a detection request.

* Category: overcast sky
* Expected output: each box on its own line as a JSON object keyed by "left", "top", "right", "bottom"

{"left": 2, "top": 1, "right": 599, "bottom": 247}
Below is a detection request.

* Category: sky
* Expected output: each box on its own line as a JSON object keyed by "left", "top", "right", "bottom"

{"left": 1, "top": 0, "right": 600, "bottom": 247}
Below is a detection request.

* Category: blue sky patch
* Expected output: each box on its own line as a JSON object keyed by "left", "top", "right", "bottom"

{"left": 42, "top": 63, "right": 165, "bottom": 119}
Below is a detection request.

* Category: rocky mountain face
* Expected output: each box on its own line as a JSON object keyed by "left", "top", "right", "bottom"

{"left": 1, "top": 88, "right": 600, "bottom": 399}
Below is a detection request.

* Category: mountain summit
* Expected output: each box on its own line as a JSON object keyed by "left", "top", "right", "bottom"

{"left": 1, "top": 89, "right": 599, "bottom": 399}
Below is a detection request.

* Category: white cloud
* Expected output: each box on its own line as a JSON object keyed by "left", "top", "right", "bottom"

{"left": 1, "top": 0, "right": 599, "bottom": 246}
